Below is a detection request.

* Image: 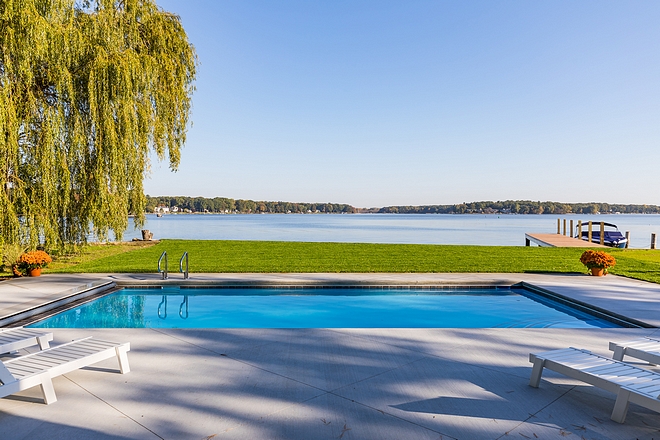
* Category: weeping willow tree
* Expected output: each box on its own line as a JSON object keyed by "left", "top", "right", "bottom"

{"left": 0, "top": 0, "right": 196, "bottom": 248}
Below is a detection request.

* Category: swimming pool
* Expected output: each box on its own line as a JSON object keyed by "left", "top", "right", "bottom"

{"left": 27, "top": 286, "right": 621, "bottom": 329}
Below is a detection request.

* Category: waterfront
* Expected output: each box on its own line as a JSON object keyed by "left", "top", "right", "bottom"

{"left": 120, "top": 213, "right": 660, "bottom": 248}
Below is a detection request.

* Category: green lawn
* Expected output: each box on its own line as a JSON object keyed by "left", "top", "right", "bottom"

{"left": 5, "top": 240, "right": 657, "bottom": 284}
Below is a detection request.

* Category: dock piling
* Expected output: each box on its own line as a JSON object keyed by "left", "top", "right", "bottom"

{"left": 588, "top": 221, "right": 593, "bottom": 243}
{"left": 557, "top": 219, "right": 560, "bottom": 234}
{"left": 600, "top": 222, "right": 605, "bottom": 246}
{"left": 577, "top": 220, "right": 582, "bottom": 239}
{"left": 652, "top": 233, "right": 657, "bottom": 250}
{"left": 563, "top": 219, "right": 567, "bottom": 236}
{"left": 625, "top": 231, "right": 630, "bottom": 249}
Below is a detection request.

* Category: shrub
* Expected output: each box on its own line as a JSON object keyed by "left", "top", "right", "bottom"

{"left": 2, "top": 244, "right": 28, "bottom": 272}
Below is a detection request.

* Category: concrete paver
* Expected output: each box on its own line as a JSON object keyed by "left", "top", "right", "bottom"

{"left": 1, "top": 274, "right": 660, "bottom": 438}
{"left": 223, "top": 391, "right": 447, "bottom": 440}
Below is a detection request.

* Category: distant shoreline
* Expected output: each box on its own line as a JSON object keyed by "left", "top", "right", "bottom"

{"left": 146, "top": 197, "right": 660, "bottom": 216}
{"left": 145, "top": 211, "right": 660, "bottom": 215}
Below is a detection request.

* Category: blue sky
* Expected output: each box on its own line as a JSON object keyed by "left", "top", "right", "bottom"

{"left": 147, "top": 0, "right": 660, "bottom": 208}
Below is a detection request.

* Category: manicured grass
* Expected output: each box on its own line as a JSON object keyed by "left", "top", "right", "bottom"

{"left": 51, "top": 240, "right": 588, "bottom": 274}
{"left": 47, "top": 241, "right": 159, "bottom": 270}
{"left": 607, "top": 249, "right": 660, "bottom": 284}
{"left": 8, "top": 240, "right": 656, "bottom": 284}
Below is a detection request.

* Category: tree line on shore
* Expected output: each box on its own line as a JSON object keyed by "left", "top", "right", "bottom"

{"left": 375, "top": 201, "right": 660, "bottom": 214}
{"left": 146, "top": 197, "right": 660, "bottom": 215}
{"left": 146, "top": 196, "right": 355, "bottom": 214}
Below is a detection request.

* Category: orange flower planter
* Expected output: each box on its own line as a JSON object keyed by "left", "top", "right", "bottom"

{"left": 29, "top": 268, "right": 42, "bottom": 277}
{"left": 580, "top": 250, "right": 615, "bottom": 277}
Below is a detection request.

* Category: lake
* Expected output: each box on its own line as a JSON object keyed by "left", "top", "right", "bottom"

{"left": 119, "top": 214, "right": 660, "bottom": 248}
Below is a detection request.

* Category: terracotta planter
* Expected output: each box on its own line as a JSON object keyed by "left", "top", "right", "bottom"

{"left": 29, "top": 268, "right": 42, "bottom": 277}
{"left": 590, "top": 267, "right": 605, "bottom": 277}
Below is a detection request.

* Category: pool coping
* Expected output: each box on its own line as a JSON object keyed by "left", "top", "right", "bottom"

{"left": 0, "top": 280, "right": 116, "bottom": 327}
{"left": 1, "top": 272, "right": 659, "bottom": 328}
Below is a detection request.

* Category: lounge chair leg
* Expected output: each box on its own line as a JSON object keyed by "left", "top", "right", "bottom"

{"left": 529, "top": 358, "right": 545, "bottom": 388}
{"left": 611, "top": 387, "right": 631, "bottom": 423}
{"left": 36, "top": 335, "right": 51, "bottom": 350}
{"left": 115, "top": 346, "right": 130, "bottom": 374}
{"left": 39, "top": 375, "right": 57, "bottom": 404}
{"left": 612, "top": 346, "right": 625, "bottom": 361}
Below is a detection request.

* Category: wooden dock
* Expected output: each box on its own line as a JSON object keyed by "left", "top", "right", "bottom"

{"left": 525, "top": 233, "right": 607, "bottom": 248}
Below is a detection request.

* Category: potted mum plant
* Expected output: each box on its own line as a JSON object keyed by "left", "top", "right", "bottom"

{"left": 18, "top": 250, "right": 52, "bottom": 277}
{"left": 580, "top": 250, "right": 616, "bottom": 276}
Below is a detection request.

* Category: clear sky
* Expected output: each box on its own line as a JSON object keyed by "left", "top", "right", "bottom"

{"left": 147, "top": 0, "right": 660, "bottom": 208}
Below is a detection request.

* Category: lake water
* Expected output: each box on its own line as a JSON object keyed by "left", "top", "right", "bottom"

{"left": 120, "top": 213, "right": 660, "bottom": 248}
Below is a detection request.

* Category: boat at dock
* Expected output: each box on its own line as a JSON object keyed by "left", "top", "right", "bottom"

{"left": 576, "top": 222, "right": 627, "bottom": 248}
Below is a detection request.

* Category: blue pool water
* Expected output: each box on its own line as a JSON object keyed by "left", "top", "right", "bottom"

{"left": 28, "top": 287, "right": 619, "bottom": 329}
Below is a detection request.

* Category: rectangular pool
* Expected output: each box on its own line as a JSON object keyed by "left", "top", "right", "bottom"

{"left": 27, "top": 286, "right": 622, "bottom": 329}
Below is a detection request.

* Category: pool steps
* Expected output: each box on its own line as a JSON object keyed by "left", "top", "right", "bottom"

{"left": 158, "top": 251, "right": 189, "bottom": 280}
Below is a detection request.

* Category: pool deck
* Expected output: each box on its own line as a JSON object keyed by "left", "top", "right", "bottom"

{"left": 2, "top": 273, "right": 660, "bottom": 439}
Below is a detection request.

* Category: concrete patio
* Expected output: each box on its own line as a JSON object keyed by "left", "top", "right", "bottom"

{"left": 1, "top": 273, "right": 660, "bottom": 439}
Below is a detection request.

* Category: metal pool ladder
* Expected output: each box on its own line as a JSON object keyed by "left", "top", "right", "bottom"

{"left": 179, "top": 252, "right": 189, "bottom": 279}
{"left": 158, "top": 251, "right": 168, "bottom": 279}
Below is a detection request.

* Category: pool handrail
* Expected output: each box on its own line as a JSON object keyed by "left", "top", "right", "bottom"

{"left": 179, "top": 252, "right": 189, "bottom": 280}
{"left": 158, "top": 251, "right": 168, "bottom": 280}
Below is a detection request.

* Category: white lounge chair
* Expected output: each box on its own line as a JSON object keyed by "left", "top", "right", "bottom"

{"left": 0, "top": 337, "right": 130, "bottom": 404}
{"left": 530, "top": 347, "right": 660, "bottom": 423}
{"left": 610, "top": 337, "right": 660, "bottom": 366}
{"left": 0, "top": 328, "right": 53, "bottom": 354}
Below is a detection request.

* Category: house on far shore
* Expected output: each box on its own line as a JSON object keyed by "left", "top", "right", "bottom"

{"left": 154, "top": 205, "right": 170, "bottom": 214}
{"left": 171, "top": 206, "right": 179, "bottom": 213}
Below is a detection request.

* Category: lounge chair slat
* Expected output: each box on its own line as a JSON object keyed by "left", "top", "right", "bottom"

{"left": 9, "top": 355, "right": 64, "bottom": 369}
{"left": 75, "top": 339, "right": 118, "bottom": 348}
{"left": 34, "top": 351, "right": 79, "bottom": 362}
{"left": 601, "top": 375, "right": 655, "bottom": 385}
{"left": 625, "top": 381, "right": 660, "bottom": 393}
{"left": 627, "top": 341, "right": 660, "bottom": 350}
{"left": 546, "top": 353, "right": 605, "bottom": 366}
{"left": 610, "top": 371, "right": 657, "bottom": 381}
{"left": 8, "top": 357, "right": 60, "bottom": 371}
{"left": 34, "top": 348, "right": 110, "bottom": 364}
{"left": 5, "top": 363, "right": 42, "bottom": 375}
{"left": 533, "top": 348, "right": 579, "bottom": 359}
{"left": 53, "top": 345, "right": 100, "bottom": 356}
{"left": 585, "top": 364, "right": 640, "bottom": 375}
{"left": 541, "top": 350, "right": 591, "bottom": 361}
{"left": 555, "top": 358, "right": 613, "bottom": 370}
{"left": 629, "top": 386, "right": 660, "bottom": 397}
{"left": 564, "top": 359, "right": 612, "bottom": 370}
